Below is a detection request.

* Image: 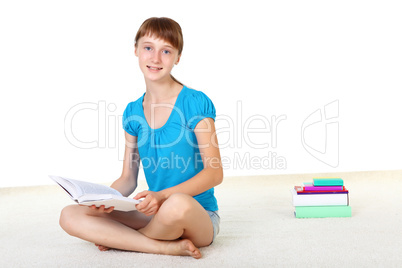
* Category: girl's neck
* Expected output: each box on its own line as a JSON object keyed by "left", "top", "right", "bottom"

{"left": 144, "top": 78, "right": 183, "bottom": 103}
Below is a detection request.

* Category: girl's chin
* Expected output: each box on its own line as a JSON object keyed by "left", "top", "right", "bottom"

{"left": 143, "top": 73, "right": 170, "bottom": 82}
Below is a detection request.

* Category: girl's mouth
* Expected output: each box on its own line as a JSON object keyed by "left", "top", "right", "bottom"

{"left": 147, "top": 65, "right": 163, "bottom": 70}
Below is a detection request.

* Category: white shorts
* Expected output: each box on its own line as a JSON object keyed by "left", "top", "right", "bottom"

{"left": 207, "top": 210, "right": 220, "bottom": 243}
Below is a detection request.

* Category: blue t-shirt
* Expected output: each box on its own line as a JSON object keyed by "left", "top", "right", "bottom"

{"left": 122, "top": 85, "right": 218, "bottom": 211}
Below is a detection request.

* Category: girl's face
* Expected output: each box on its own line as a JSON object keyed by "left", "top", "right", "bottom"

{"left": 135, "top": 34, "right": 181, "bottom": 83}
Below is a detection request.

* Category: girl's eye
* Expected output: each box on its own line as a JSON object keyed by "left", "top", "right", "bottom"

{"left": 144, "top": 47, "right": 152, "bottom": 51}
{"left": 162, "top": 50, "right": 170, "bottom": 55}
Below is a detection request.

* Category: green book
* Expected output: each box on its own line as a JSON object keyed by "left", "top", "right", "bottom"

{"left": 313, "top": 178, "right": 343, "bottom": 186}
{"left": 294, "top": 206, "right": 351, "bottom": 218}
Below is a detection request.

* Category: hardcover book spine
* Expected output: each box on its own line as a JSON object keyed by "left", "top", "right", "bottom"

{"left": 313, "top": 178, "right": 344, "bottom": 186}
{"left": 294, "top": 186, "right": 348, "bottom": 194}
{"left": 295, "top": 206, "right": 352, "bottom": 218}
{"left": 291, "top": 189, "right": 349, "bottom": 206}
{"left": 297, "top": 191, "right": 349, "bottom": 195}
{"left": 304, "top": 186, "right": 344, "bottom": 191}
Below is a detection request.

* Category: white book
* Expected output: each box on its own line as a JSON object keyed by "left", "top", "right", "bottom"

{"left": 50, "top": 175, "right": 140, "bottom": 212}
{"left": 291, "top": 188, "right": 349, "bottom": 206}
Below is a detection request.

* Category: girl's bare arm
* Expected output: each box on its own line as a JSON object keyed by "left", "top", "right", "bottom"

{"left": 111, "top": 131, "right": 140, "bottom": 197}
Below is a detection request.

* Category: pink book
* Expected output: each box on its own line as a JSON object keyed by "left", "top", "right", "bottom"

{"left": 303, "top": 185, "right": 344, "bottom": 191}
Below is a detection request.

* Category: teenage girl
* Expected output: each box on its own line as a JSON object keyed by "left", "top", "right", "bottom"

{"left": 59, "top": 17, "right": 223, "bottom": 259}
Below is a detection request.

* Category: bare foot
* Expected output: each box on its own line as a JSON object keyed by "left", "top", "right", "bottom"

{"left": 95, "top": 243, "right": 111, "bottom": 251}
{"left": 165, "top": 239, "right": 202, "bottom": 259}
{"left": 95, "top": 240, "right": 201, "bottom": 258}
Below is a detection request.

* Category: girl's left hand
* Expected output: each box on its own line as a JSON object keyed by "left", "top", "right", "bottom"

{"left": 134, "top": 190, "right": 166, "bottom": 216}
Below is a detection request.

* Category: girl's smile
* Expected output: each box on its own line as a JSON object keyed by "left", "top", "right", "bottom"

{"left": 147, "top": 65, "right": 163, "bottom": 71}
{"left": 144, "top": 63, "right": 165, "bottom": 75}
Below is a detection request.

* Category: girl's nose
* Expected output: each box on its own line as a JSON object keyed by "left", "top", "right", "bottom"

{"left": 152, "top": 51, "right": 161, "bottom": 63}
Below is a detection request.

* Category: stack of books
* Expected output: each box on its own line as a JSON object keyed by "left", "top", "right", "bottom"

{"left": 291, "top": 178, "right": 352, "bottom": 218}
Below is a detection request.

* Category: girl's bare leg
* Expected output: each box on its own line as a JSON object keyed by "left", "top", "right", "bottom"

{"left": 60, "top": 205, "right": 201, "bottom": 258}
{"left": 59, "top": 193, "right": 213, "bottom": 258}
{"left": 138, "top": 193, "right": 214, "bottom": 247}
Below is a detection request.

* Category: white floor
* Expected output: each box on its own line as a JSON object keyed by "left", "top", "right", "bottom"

{"left": 1, "top": 170, "right": 401, "bottom": 267}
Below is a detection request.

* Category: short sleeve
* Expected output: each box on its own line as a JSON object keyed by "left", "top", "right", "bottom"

{"left": 122, "top": 102, "right": 140, "bottom": 136}
{"left": 185, "top": 90, "right": 216, "bottom": 130}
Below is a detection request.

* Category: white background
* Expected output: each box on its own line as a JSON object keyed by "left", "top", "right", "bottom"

{"left": 1, "top": 0, "right": 401, "bottom": 187}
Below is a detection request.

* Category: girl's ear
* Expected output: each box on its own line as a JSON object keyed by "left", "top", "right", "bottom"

{"left": 175, "top": 54, "right": 181, "bottom": 65}
{"left": 134, "top": 46, "right": 138, "bottom": 57}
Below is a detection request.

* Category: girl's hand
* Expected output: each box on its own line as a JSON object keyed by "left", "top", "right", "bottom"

{"left": 134, "top": 190, "right": 166, "bottom": 216}
{"left": 89, "top": 205, "right": 115, "bottom": 213}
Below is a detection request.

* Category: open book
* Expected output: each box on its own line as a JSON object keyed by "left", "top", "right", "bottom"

{"left": 49, "top": 175, "right": 140, "bottom": 212}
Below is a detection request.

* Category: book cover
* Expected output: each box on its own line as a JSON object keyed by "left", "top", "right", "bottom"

{"left": 313, "top": 178, "right": 344, "bottom": 186}
{"left": 79, "top": 196, "right": 140, "bottom": 212}
{"left": 294, "top": 205, "right": 352, "bottom": 218}
{"left": 291, "top": 188, "right": 349, "bottom": 206}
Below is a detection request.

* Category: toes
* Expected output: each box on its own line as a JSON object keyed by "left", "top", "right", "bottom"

{"left": 95, "top": 244, "right": 110, "bottom": 251}
{"left": 192, "top": 249, "right": 202, "bottom": 259}
{"left": 182, "top": 239, "right": 202, "bottom": 259}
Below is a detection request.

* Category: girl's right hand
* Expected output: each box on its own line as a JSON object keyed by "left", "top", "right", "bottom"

{"left": 89, "top": 204, "right": 114, "bottom": 213}
{"left": 134, "top": 190, "right": 166, "bottom": 216}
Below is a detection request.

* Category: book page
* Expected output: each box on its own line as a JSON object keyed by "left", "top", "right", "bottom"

{"left": 49, "top": 175, "right": 80, "bottom": 198}
{"left": 68, "top": 178, "right": 122, "bottom": 197}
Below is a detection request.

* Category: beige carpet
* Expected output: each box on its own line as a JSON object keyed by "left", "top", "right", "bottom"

{"left": 1, "top": 170, "right": 401, "bottom": 267}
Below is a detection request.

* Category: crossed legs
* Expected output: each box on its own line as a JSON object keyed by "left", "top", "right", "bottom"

{"left": 59, "top": 193, "right": 213, "bottom": 258}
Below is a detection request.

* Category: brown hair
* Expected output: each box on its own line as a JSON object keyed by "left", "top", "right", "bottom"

{"left": 135, "top": 17, "right": 183, "bottom": 85}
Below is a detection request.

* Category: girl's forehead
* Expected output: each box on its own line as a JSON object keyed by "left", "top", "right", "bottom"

{"left": 139, "top": 34, "right": 174, "bottom": 47}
